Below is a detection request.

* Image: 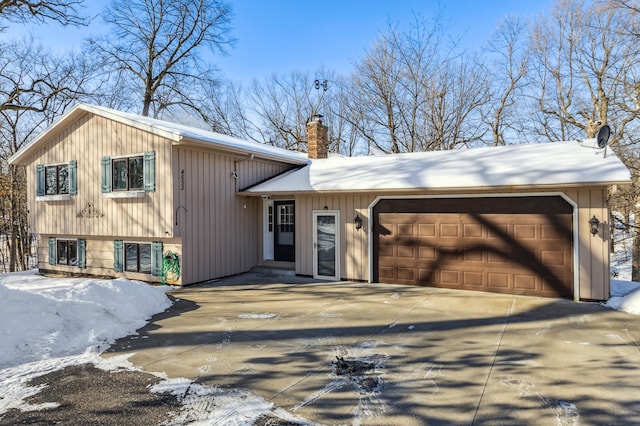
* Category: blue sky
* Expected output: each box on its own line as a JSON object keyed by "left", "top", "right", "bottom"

{"left": 3, "top": 0, "right": 553, "bottom": 85}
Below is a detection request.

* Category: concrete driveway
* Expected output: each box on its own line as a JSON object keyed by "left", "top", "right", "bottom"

{"left": 107, "top": 273, "right": 640, "bottom": 425}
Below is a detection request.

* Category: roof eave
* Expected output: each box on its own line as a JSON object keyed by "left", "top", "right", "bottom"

{"left": 177, "top": 136, "right": 308, "bottom": 165}
{"left": 240, "top": 180, "right": 632, "bottom": 196}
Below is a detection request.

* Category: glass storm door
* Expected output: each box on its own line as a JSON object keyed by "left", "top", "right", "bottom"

{"left": 313, "top": 211, "right": 340, "bottom": 280}
{"left": 274, "top": 201, "right": 295, "bottom": 262}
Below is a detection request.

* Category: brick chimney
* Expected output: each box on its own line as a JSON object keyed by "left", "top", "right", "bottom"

{"left": 306, "top": 114, "right": 328, "bottom": 159}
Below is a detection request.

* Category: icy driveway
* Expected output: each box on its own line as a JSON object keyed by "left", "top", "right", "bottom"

{"left": 107, "top": 273, "right": 640, "bottom": 425}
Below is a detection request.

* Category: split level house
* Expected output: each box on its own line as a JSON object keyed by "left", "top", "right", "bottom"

{"left": 8, "top": 103, "right": 631, "bottom": 301}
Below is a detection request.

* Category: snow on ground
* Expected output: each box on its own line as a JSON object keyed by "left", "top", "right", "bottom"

{"left": 1, "top": 230, "right": 640, "bottom": 424}
{"left": 0, "top": 271, "right": 311, "bottom": 424}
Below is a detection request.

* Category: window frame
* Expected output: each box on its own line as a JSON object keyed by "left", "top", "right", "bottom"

{"left": 37, "top": 161, "right": 77, "bottom": 200}
{"left": 48, "top": 237, "right": 85, "bottom": 268}
{"left": 45, "top": 163, "right": 70, "bottom": 195}
{"left": 102, "top": 152, "right": 155, "bottom": 197}
{"left": 56, "top": 239, "right": 78, "bottom": 266}
{"left": 112, "top": 155, "right": 144, "bottom": 192}
{"left": 124, "top": 241, "right": 152, "bottom": 274}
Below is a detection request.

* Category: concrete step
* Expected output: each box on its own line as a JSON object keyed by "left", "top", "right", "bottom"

{"left": 249, "top": 265, "right": 296, "bottom": 277}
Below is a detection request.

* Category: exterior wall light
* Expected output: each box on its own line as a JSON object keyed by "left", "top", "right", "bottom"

{"left": 354, "top": 214, "right": 363, "bottom": 230}
{"left": 589, "top": 215, "right": 600, "bottom": 235}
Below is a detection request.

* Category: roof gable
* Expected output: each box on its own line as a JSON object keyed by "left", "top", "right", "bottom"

{"left": 9, "top": 103, "right": 308, "bottom": 165}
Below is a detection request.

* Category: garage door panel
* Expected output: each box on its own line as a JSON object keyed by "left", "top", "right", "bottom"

{"left": 440, "top": 270, "right": 460, "bottom": 285}
{"left": 374, "top": 197, "right": 573, "bottom": 298}
{"left": 514, "top": 274, "right": 537, "bottom": 290}
{"left": 541, "top": 224, "right": 566, "bottom": 240}
{"left": 378, "top": 245, "right": 394, "bottom": 257}
{"left": 463, "top": 223, "right": 483, "bottom": 237}
{"left": 397, "top": 267, "right": 415, "bottom": 281}
{"left": 398, "top": 223, "right": 414, "bottom": 236}
{"left": 440, "top": 223, "right": 459, "bottom": 237}
{"left": 418, "top": 246, "right": 436, "bottom": 259}
{"left": 378, "top": 266, "right": 395, "bottom": 281}
{"left": 488, "top": 224, "right": 510, "bottom": 238}
{"left": 513, "top": 224, "right": 536, "bottom": 239}
{"left": 488, "top": 273, "right": 509, "bottom": 288}
{"left": 463, "top": 248, "right": 483, "bottom": 262}
{"left": 463, "top": 271, "right": 483, "bottom": 286}
{"left": 541, "top": 250, "right": 566, "bottom": 266}
{"left": 419, "top": 224, "right": 436, "bottom": 236}
{"left": 397, "top": 245, "right": 415, "bottom": 258}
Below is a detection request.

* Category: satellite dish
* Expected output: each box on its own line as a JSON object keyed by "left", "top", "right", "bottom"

{"left": 596, "top": 125, "right": 610, "bottom": 148}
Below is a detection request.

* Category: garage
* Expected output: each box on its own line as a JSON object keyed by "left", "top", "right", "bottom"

{"left": 373, "top": 196, "right": 574, "bottom": 298}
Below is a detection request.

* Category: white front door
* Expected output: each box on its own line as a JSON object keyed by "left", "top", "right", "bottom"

{"left": 313, "top": 210, "right": 340, "bottom": 280}
{"left": 263, "top": 200, "right": 274, "bottom": 260}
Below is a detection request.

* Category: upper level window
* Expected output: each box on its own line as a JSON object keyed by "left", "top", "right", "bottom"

{"left": 113, "top": 156, "right": 144, "bottom": 191}
{"left": 36, "top": 161, "right": 77, "bottom": 198}
{"left": 102, "top": 152, "right": 155, "bottom": 195}
{"left": 45, "top": 164, "right": 69, "bottom": 195}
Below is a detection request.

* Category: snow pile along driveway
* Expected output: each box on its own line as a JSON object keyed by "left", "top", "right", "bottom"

{"left": 0, "top": 272, "right": 172, "bottom": 370}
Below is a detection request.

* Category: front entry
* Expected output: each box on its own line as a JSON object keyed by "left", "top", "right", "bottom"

{"left": 274, "top": 201, "right": 295, "bottom": 262}
{"left": 313, "top": 211, "right": 340, "bottom": 280}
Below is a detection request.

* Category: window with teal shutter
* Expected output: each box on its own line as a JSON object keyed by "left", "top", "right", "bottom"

{"left": 101, "top": 157, "right": 111, "bottom": 193}
{"left": 36, "top": 165, "right": 45, "bottom": 196}
{"left": 48, "top": 237, "right": 56, "bottom": 265}
{"left": 144, "top": 151, "right": 156, "bottom": 192}
{"left": 78, "top": 238, "right": 86, "bottom": 268}
{"left": 151, "top": 241, "right": 163, "bottom": 276}
{"left": 69, "top": 160, "right": 78, "bottom": 195}
{"left": 114, "top": 240, "right": 124, "bottom": 272}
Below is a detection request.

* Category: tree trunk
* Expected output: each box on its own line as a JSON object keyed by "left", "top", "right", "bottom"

{"left": 633, "top": 207, "right": 640, "bottom": 282}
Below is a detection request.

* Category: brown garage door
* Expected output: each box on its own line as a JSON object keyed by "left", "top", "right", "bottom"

{"left": 373, "top": 197, "right": 573, "bottom": 298}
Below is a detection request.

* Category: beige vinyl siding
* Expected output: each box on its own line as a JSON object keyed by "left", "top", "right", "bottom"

{"left": 38, "top": 236, "right": 182, "bottom": 285}
{"left": 296, "top": 193, "right": 375, "bottom": 281}
{"left": 24, "top": 113, "right": 173, "bottom": 238}
{"left": 173, "top": 146, "right": 291, "bottom": 284}
{"left": 568, "top": 187, "right": 609, "bottom": 300}
{"left": 294, "top": 187, "right": 611, "bottom": 300}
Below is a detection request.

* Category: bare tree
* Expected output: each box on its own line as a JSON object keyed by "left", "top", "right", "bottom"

{"left": 528, "top": 0, "right": 635, "bottom": 142}
{"left": 420, "top": 55, "right": 490, "bottom": 150}
{"left": 347, "top": 14, "right": 488, "bottom": 153}
{"left": 245, "top": 71, "right": 321, "bottom": 151}
{"left": 0, "top": 0, "right": 87, "bottom": 27}
{"left": 483, "top": 17, "right": 531, "bottom": 145}
{"left": 0, "top": 39, "right": 94, "bottom": 271}
{"left": 88, "top": 0, "right": 233, "bottom": 117}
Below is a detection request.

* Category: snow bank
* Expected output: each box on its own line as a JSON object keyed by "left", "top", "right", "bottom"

{"left": 0, "top": 271, "right": 172, "bottom": 370}
{"left": 605, "top": 279, "right": 640, "bottom": 315}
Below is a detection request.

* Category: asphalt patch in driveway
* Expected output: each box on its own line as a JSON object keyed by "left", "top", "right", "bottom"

{"left": 0, "top": 363, "right": 181, "bottom": 426}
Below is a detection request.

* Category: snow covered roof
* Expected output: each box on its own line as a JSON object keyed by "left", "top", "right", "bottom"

{"left": 244, "top": 141, "right": 631, "bottom": 194}
{"left": 9, "top": 103, "right": 308, "bottom": 165}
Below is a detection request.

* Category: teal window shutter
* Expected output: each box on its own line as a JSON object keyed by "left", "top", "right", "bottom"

{"left": 114, "top": 240, "right": 124, "bottom": 272}
{"left": 144, "top": 151, "right": 156, "bottom": 192}
{"left": 48, "top": 237, "right": 56, "bottom": 265}
{"left": 78, "top": 238, "right": 86, "bottom": 269}
{"left": 101, "top": 157, "right": 111, "bottom": 193}
{"left": 69, "top": 160, "right": 78, "bottom": 195}
{"left": 36, "top": 164, "right": 45, "bottom": 196}
{"left": 151, "top": 241, "right": 163, "bottom": 276}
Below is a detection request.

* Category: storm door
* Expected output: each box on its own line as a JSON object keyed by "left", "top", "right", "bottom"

{"left": 313, "top": 211, "right": 340, "bottom": 280}
{"left": 274, "top": 201, "right": 295, "bottom": 262}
